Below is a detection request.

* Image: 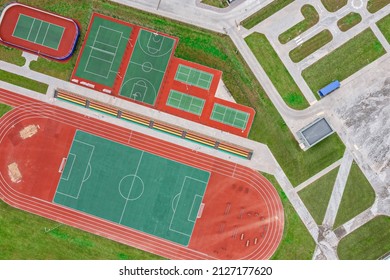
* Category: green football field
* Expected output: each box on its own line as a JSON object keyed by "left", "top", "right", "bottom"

{"left": 12, "top": 14, "right": 64, "bottom": 50}
{"left": 74, "top": 16, "right": 132, "bottom": 88}
{"left": 53, "top": 131, "right": 210, "bottom": 246}
{"left": 119, "top": 29, "right": 175, "bottom": 105}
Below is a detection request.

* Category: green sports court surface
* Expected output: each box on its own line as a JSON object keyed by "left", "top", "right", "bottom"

{"left": 74, "top": 16, "right": 132, "bottom": 87}
{"left": 175, "top": 64, "right": 214, "bottom": 90}
{"left": 119, "top": 29, "right": 175, "bottom": 106}
{"left": 166, "top": 90, "right": 205, "bottom": 116}
{"left": 12, "top": 14, "right": 64, "bottom": 49}
{"left": 53, "top": 131, "right": 210, "bottom": 246}
{"left": 210, "top": 104, "right": 249, "bottom": 130}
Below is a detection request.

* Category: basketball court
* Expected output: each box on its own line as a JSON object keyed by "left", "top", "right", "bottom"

{"left": 54, "top": 130, "right": 210, "bottom": 246}
{"left": 119, "top": 29, "right": 176, "bottom": 106}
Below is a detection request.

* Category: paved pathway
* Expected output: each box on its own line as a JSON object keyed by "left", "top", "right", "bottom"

{"left": 322, "top": 151, "right": 354, "bottom": 228}
{"left": 295, "top": 158, "right": 342, "bottom": 192}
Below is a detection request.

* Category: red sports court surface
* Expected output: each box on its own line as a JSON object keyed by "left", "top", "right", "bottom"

{"left": 0, "top": 88, "right": 284, "bottom": 259}
{"left": 0, "top": 3, "right": 79, "bottom": 60}
{"left": 71, "top": 13, "right": 254, "bottom": 137}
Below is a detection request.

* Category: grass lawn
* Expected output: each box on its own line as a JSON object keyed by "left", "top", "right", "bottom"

{"left": 0, "top": 46, "right": 26, "bottom": 66}
{"left": 337, "top": 12, "right": 362, "bottom": 32}
{"left": 279, "top": 5, "right": 319, "bottom": 44}
{"left": 302, "top": 28, "right": 386, "bottom": 95}
{"left": 377, "top": 13, "right": 390, "bottom": 43}
{"left": 241, "top": 0, "right": 294, "bottom": 29}
{"left": 289, "top": 29, "right": 333, "bottom": 63}
{"left": 201, "top": 0, "right": 228, "bottom": 8}
{"left": 0, "top": 69, "right": 48, "bottom": 94}
{"left": 263, "top": 173, "right": 316, "bottom": 260}
{"left": 245, "top": 33, "right": 309, "bottom": 109}
{"left": 298, "top": 167, "right": 339, "bottom": 225}
{"left": 333, "top": 162, "right": 375, "bottom": 229}
{"left": 367, "top": 0, "right": 390, "bottom": 13}
{"left": 0, "top": 200, "right": 163, "bottom": 259}
{"left": 321, "top": 0, "right": 348, "bottom": 12}
{"left": 0, "top": 103, "right": 12, "bottom": 117}
{"left": 338, "top": 216, "right": 390, "bottom": 259}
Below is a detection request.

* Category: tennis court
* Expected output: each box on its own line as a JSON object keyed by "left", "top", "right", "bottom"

{"left": 119, "top": 29, "right": 176, "bottom": 106}
{"left": 54, "top": 130, "right": 210, "bottom": 246}
{"left": 12, "top": 14, "right": 64, "bottom": 50}
{"left": 166, "top": 90, "right": 205, "bottom": 116}
{"left": 175, "top": 64, "right": 214, "bottom": 90}
{"left": 210, "top": 104, "right": 250, "bottom": 130}
{"left": 74, "top": 15, "right": 132, "bottom": 88}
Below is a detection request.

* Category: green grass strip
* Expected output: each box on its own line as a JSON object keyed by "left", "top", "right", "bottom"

{"left": 0, "top": 46, "right": 26, "bottom": 66}
{"left": 0, "top": 69, "right": 48, "bottom": 94}
{"left": 298, "top": 167, "right": 339, "bottom": 224}
{"left": 333, "top": 162, "right": 375, "bottom": 229}
{"left": 320, "top": 0, "right": 348, "bottom": 12}
{"left": 376, "top": 13, "right": 390, "bottom": 44}
{"left": 263, "top": 173, "right": 316, "bottom": 260}
{"left": 338, "top": 216, "right": 390, "bottom": 260}
{"left": 337, "top": 12, "right": 362, "bottom": 32}
{"left": 201, "top": 0, "right": 228, "bottom": 8}
{"left": 289, "top": 29, "right": 333, "bottom": 63}
{"left": 279, "top": 5, "right": 319, "bottom": 44}
{"left": 0, "top": 103, "right": 12, "bottom": 117}
{"left": 367, "top": 0, "right": 390, "bottom": 13}
{"left": 245, "top": 32, "right": 309, "bottom": 109}
{"left": 241, "top": 0, "right": 294, "bottom": 29}
{"left": 0, "top": 200, "right": 164, "bottom": 259}
{"left": 302, "top": 28, "right": 386, "bottom": 95}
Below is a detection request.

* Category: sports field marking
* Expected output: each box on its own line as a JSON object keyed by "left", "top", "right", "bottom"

{"left": 61, "top": 153, "right": 76, "bottom": 181}
{"left": 74, "top": 16, "right": 132, "bottom": 87}
{"left": 175, "top": 64, "right": 214, "bottom": 90}
{"left": 54, "top": 131, "right": 209, "bottom": 246}
{"left": 12, "top": 14, "right": 65, "bottom": 50}
{"left": 210, "top": 103, "right": 249, "bottom": 130}
{"left": 119, "top": 152, "right": 144, "bottom": 224}
{"left": 56, "top": 140, "right": 94, "bottom": 199}
{"left": 169, "top": 176, "right": 207, "bottom": 237}
{"left": 166, "top": 90, "right": 205, "bottom": 116}
{"left": 119, "top": 29, "right": 176, "bottom": 106}
{"left": 83, "top": 26, "right": 123, "bottom": 79}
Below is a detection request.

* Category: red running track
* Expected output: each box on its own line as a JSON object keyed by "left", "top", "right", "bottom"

{"left": 0, "top": 88, "right": 284, "bottom": 259}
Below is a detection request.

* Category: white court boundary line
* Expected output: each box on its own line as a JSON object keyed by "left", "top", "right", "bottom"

{"left": 175, "top": 64, "right": 214, "bottom": 90}
{"left": 166, "top": 90, "right": 205, "bottom": 115}
{"left": 56, "top": 139, "right": 95, "bottom": 199}
{"left": 169, "top": 176, "right": 208, "bottom": 237}
{"left": 60, "top": 153, "right": 76, "bottom": 180}
{"left": 83, "top": 24, "right": 123, "bottom": 80}
{"left": 210, "top": 103, "right": 249, "bottom": 130}
{"left": 119, "top": 151, "right": 144, "bottom": 224}
{"left": 12, "top": 14, "right": 65, "bottom": 50}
